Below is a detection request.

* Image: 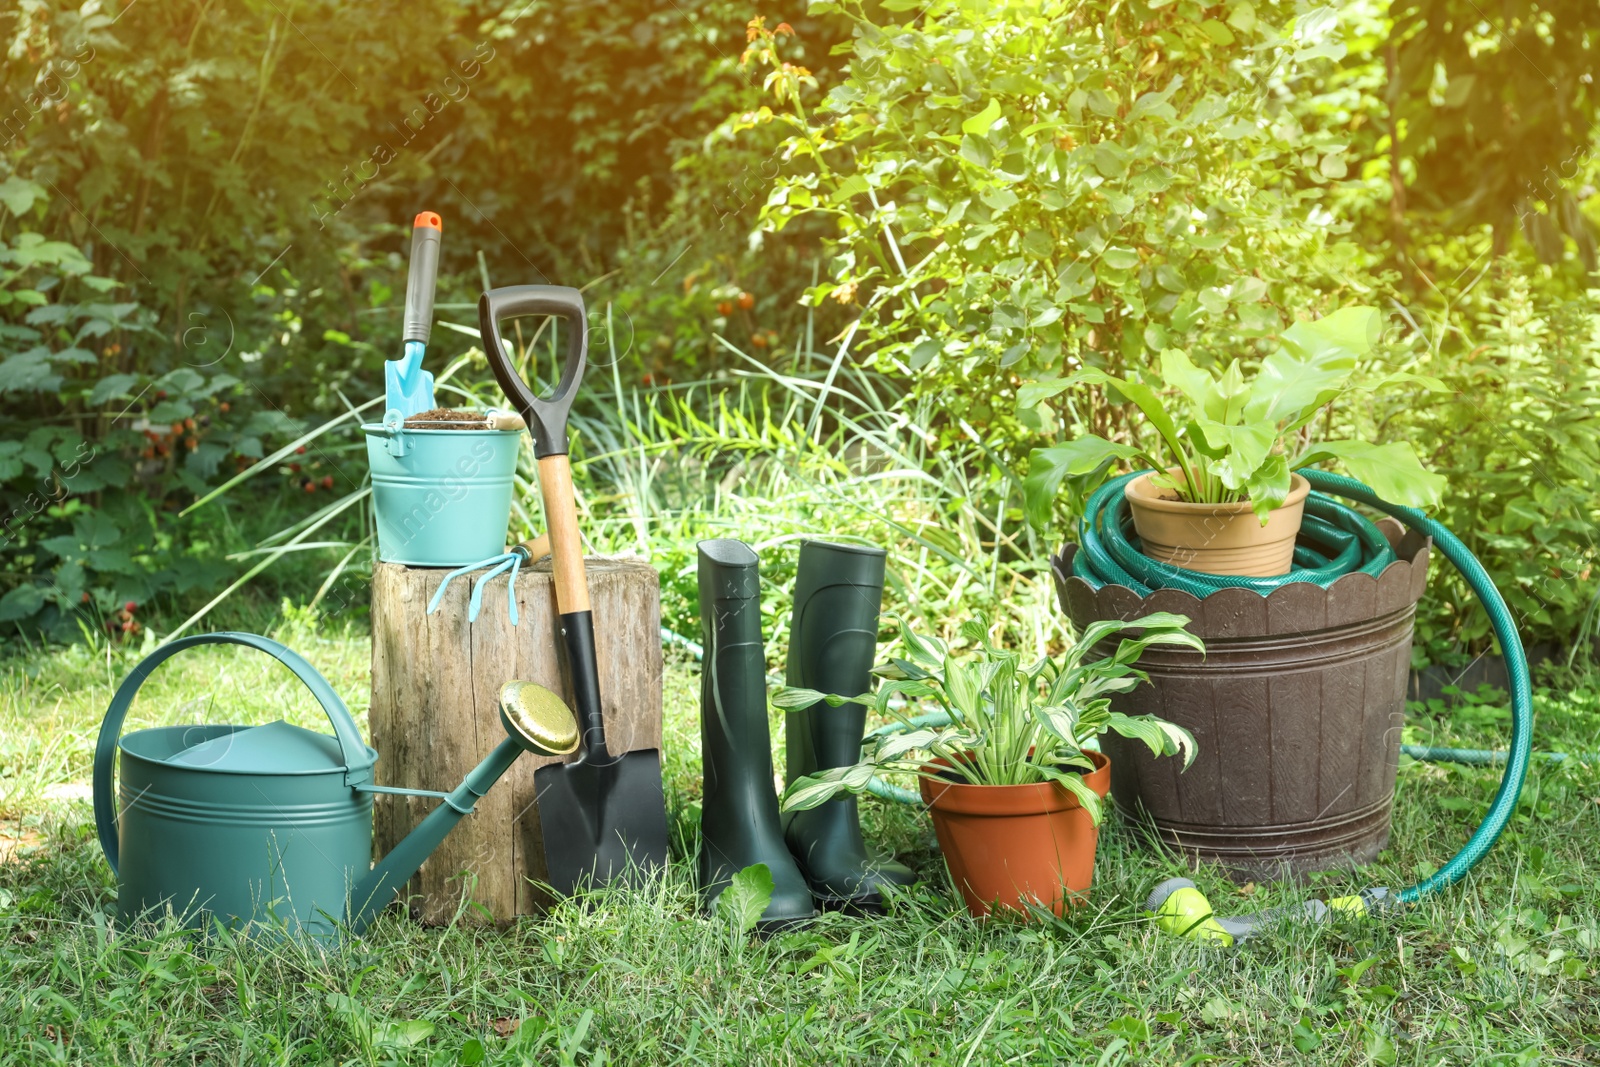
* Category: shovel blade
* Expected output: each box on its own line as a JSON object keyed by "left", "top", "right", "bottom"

{"left": 384, "top": 349, "right": 436, "bottom": 418}
{"left": 534, "top": 749, "right": 668, "bottom": 896}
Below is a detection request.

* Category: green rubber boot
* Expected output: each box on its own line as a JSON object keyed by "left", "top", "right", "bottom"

{"left": 697, "top": 539, "right": 816, "bottom": 928}
{"left": 782, "top": 540, "right": 917, "bottom": 908}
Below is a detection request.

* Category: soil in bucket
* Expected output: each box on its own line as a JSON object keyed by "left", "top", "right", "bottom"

{"left": 403, "top": 408, "right": 490, "bottom": 430}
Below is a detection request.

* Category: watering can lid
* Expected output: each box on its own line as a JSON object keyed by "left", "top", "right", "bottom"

{"left": 166, "top": 720, "right": 347, "bottom": 774}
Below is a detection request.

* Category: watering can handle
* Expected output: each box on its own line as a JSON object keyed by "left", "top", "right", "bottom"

{"left": 479, "top": 285, "right": 586, "bottom": 459}
{"left": 92, "top": 631, "right": 375, "bottom": 875}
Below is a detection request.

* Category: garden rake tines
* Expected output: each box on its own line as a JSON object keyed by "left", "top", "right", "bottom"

{"left": 426, "top": 534, "right": 551, "bottom": 625}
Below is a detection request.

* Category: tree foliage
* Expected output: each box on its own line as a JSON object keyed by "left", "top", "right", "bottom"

{"left": 753, "top": 0, "right": 1389, "bottom": 452}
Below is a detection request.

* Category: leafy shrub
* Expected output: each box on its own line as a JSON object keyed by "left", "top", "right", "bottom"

{"left": 750, "top": 0, "right": 1386, "bottom": 457}
{"left": 1375, "top": 270, "right": 1600, "bottom": 660}
{"left": 1386, "top": 0, "right": 1600, "bottom": 269}
{"left": 0, "top": 1, "right": 842, "bottom": 642}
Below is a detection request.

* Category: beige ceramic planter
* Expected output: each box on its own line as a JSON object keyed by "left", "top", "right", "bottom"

{"left": 1125, "top": 470, "right": 1310, "bottom": 577}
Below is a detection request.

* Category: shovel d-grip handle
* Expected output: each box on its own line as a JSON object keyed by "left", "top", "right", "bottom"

{"left": 92, "top": 632, "right": 376, "bottom": 875}
{"left": 479, "top": 285, "right": 586, "bottom": 459}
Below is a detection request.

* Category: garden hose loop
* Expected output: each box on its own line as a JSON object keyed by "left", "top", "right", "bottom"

{"left": 1295, "top": 470, "right": 1532, "bottom": 903}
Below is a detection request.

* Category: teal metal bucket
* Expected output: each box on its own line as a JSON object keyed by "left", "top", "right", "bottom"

{"left": 364, "top": 422, "right": 520, "bottom": 566}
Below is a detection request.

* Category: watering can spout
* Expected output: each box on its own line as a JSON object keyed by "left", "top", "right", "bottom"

{"left": 349, "top": 681, "right": 581, "bottom": 934}
{"left": 350, "top": 736, "right": 524, "bottom": 933}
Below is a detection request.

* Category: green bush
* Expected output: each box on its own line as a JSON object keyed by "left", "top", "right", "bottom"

{"left": 738, "top": 0, "right": 1600, "bottom": 659}
{"left": 1376, "top": 271, "right": 1600, "bottom": 660}
{"left": 0, "top": 1, "right": 842, "bottom": 641}
{"left": 751, "top": 0, "right": 1386, "bottom": 456}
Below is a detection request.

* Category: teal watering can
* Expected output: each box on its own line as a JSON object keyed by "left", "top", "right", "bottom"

{"left": 92, "top": 632, "right": 578, "bottom": 939}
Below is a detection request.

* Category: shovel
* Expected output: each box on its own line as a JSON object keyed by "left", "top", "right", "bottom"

{"left": 384, "top": 211, "right": 442, "bottom": 420}
{"left": 480, "top": 284, "right": 668, "bottom": 894}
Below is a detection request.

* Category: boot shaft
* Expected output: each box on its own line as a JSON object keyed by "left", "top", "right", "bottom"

{"left": 785, "top": 540, "right": 886, "bottom": 776}
{"left": 698, "top": 539, "right": 774, "bottom": 775}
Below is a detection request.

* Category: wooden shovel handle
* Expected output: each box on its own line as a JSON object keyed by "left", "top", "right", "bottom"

{"left": 537, "top": 455, "right": 589, "bottom": 613}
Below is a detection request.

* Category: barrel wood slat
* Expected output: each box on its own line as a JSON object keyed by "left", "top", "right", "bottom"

{"left": 370, "top": 556, "right": 662, "bottom": 922}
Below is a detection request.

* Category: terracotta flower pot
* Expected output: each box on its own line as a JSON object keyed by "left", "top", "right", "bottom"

{"left": 919, "top": 751, "right": 1111, "bottom": 918}
{"left": 1125, "top": 470, "right": 1311, "bottom": 577}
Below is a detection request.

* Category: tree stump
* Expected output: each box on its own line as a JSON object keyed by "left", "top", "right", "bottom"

{"left": 370, "top": 556, "right": 662, "bottom": 922}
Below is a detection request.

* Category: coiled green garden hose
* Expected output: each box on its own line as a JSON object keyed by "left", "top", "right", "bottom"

{"left": 1072, "top": 471, "right": 1400, "bottom": 596}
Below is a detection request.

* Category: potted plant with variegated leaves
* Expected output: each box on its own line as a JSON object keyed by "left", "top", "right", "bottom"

{"left": 1023, "top": 307, "right": 1447, "bottom": 577}
{"left": 777, "top": 612, "right": 1202, "bottom": 919}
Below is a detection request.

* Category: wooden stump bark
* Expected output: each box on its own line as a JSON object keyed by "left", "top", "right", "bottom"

{"left": 370, "top": 556, "right": 662, "bottom": 922}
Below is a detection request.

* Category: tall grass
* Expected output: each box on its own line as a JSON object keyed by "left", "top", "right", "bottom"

{"left": 175, "top": 306, "right": 1069, "bottom": 664}
{"left": 567, "top": 332, "right": 1062, "bottom": 657}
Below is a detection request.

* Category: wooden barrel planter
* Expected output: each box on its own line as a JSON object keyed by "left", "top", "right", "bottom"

{"left": 1051, "top": 520, "right": 1430, "bottom": 880}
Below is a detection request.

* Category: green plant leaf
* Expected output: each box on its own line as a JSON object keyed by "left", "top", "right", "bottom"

{"left": 1359, "top": 369, "right": 1448, "bottom": 395}
{"left": 1159, "top": 349, "right": 1224, "bottom": 420}
{"left": 1110, "top": 611, "right": 1195, "bottom": 634}
{"left": 898, "top": 618, "right": 948, "bottom": 669}
{"left": 1295, "top": 440, "right": 1447, "bottom": 509}
{"left": 1108, "top": 712, "right": 1198, "bottom": 769}
{"left": 1023, "top": 437, "right": 1141, "bottom": 528}
{"left": 1244, "top": 453, "right": 1292, "bottom": 520}
{"left": 1245, "top": 307, "right": 1376, "bottom": 424}
{"left": 0, "top": 585, "right": 45, "bottom": 622}
{"left": 959, "top": 134, "right": 994, "bottom": 168}
{"left": 1017, "top": 376, "right": 1074, "bottom": 409}
{"left": 1038, "top": 766, "right": 1103, "bottom": 824}
{"left": 0, "top": 176, "right": 44, "bottom": 216}
{"left": 1107, "top": 1016, "right": 1151, "bottom": 1045}
{"left": 716, "top": 864, "right": 776, "bottom": 936}
{"left": 374, "top": 1019, "right": 435, "bottom": 1048}
{"left": 961, "top": 98, "right": 1002, "bottom": 136}
{"left": 943, "top": 655, "right": 982, "bottom": 719}
{"left": 1068, "top": 614, "right": 1198, "bottom": 684}
{"left": 770, "top": 686, "right": 843, "bottom": 710}
{"left": 88, "top": 373, "right": 140, "bottom": 406}
{"left": 780, "top": 767, "right": 855, "bottom": 811}
{"left": 875, "top": 728, "right": 945, "bottom": 760}
{"left": 1191, "top": 419, "right": 1274, "bottom": 490}
{"left": 1111, "top": 626, "right": 1205, "bottom": 664}
{"left": 1283, "top": 305, "right": 1380, "bottom": 361}
{"left": 1215, "top": 361, "right": 1250, "bottom": 423}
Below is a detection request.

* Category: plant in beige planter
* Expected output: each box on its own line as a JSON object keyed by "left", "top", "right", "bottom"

{"left": 1023, "top": 307, "right": 1447, "bottom": 576}
{"left": 776, "top": 613, "right": 1201, "bottom": 918}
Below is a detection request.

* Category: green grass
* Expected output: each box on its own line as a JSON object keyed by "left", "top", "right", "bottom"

{"left": 2, "top": 611, "right": 1598, "bottom": 1065}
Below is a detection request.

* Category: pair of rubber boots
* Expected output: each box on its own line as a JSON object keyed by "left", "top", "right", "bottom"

{"left": 697, "top": 538, "right": 916, "bottom": 927}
